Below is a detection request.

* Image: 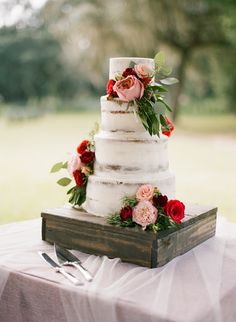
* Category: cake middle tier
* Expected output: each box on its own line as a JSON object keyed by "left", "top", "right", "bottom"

{"left": 94, "top": 131, "right": 169, "bottom": 180}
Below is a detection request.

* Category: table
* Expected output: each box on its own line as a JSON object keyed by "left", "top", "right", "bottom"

{"left": 0, "top": 216, "right": 236, "bottom": 322}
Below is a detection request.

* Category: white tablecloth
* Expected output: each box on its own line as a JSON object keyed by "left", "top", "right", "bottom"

{"left": 0, "top": 216, "right": 236, "bottom": 322}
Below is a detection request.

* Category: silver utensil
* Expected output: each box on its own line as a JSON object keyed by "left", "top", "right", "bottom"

{"left": 54, "top": 244, "right": 93, "bottom": 282}
{"left": 38, "top": 251, "right": 83, "bottom": 286}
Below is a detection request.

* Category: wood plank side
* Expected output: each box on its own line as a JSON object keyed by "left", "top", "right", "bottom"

{"left": 41, "top": 207, "right": 155, "bottom": 241}
{"left": 41, "top": 204, "right": 217, "bottom": 268}
{"left": 155, "top": 209, "right": 217, "bottom": 267}
{"left": 41, "top": 218, "right": 46, "bottom": 241}
{"left": 44, "top": 218, "right": 155, "bottom": 267}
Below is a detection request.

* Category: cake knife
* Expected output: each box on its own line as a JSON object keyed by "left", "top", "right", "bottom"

{"left": 38, "top": 252, "right": 83, "bottom": 286}
{"left": 54, "top": 244, "right": 93, "bottom": 282}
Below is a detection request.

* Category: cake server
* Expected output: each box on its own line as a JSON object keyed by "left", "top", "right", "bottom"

{"left": 54, "top": 244, "right": 93, "bottom": 282}
{"left": 38, "top": 251, "right": 83, "bottom": 286}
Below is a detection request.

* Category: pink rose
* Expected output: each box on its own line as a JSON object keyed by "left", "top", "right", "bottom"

{"left": 136, "top": 184, "right": 154, "bottom": 201}
{"left": 134, "top": 64, "right": 154, "bottom": 79}
{"left": 133, "top": 200, "right": 158, "bottom": 229}
{"left": 67, "top": 153, "right": 81, "bottom": 177}
{"left": 113, "top": 75, "right": 144, "bottom": 102}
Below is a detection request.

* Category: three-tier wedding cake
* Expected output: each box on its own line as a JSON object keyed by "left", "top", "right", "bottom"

{"left": 47, "top": 55, "right": 216, "bottom": 266}
{"left": 83, "top": 57, "right": 175, "bottom": 217}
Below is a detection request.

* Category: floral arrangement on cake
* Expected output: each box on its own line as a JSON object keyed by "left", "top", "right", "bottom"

{"left": 107, "top": 184, "right": 185, "bottom": 232}
{"left": 106, "top": 52, "right": 177, "bottom": 136}
{"left": 50, "top": 138, "right": 95, "bottom": 206}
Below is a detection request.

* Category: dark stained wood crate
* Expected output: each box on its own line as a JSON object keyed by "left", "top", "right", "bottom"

{"left": 41, "top": 204, "right": 217, "bottom": 268}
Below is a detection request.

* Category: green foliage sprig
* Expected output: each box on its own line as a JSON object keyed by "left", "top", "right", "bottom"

{"left": 107, "top": 210, "right": 181, "bottom": 233}
{"left": 50, "top": 123, "right": 99, "bottom": 207}
{"left": 107, "top": 212, "right": 136, "bottom": 228}
{"left": 122, "top": 196, "right": 138, "bottom": 207}
{"left": 134, "top": 52, "right": 178, "bottom": 136}
{"left": 107, "top": 184, "right": 185, "bottom": 233}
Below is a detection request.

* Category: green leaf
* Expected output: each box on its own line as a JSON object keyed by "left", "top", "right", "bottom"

{"left": 107, "top": 212, "right": 136, "bottom": 228}
{"left": 154, "top": 52, "right": 165, "bottom": 68}
{"left": 136, "top": 97, "right": 162, "bottom": 136}
{"left": 160, "top": 77, "right": 179, "bottom": 85}
{"left": 152, "top": 114, "right": 160, "bottom": 137}
{"left": 62, "top": 161, "right": 68, "bottom": 169}
{"left": 77, "top": 187, "right": 86, "bottom": 206}
{"left": 160, "top": 114, "right": 168, "bottom": 127}
{"left": 148, "top": 223, "right": 161, "bottom": 233}
{"left": 67, "top": 186, "right": 76, "bottom": 195}
{"left": 156, "top": 97, "right": 173, "bottom": 112}
{"left": 67, "top": 185, "right": 86, "bottom": 206}
{"left": 151, "top": 85, "right": 168, "bottom": 93}
{"left": 122, "top": 196, "right": 137, "bottom": 207}
{"left": 153, "top": 103, "right": 166, "bottom": 115}
{"left": 107, "top": 212, "right": 121, "bottom": 226}
{"left": 50, "top": 162, "right": 64, "bottom": 173}
{"left": 129, "top": 60, "right": 136, "bottom": 68}
{"left": 57, "top": 177, "right": 72, "bottom": 186}
{"left": 159, "top": 64, "right": 172, "bottom": 76}
{"left": 69, "top": 192, "right": 76, "bottom": 203}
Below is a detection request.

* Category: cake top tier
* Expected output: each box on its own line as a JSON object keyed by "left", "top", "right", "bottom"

{"left": 109, "top": 57, "right": 154, "bottom": 80}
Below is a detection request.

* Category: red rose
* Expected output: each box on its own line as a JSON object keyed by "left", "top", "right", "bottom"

{"left": 77, "top": 140, "right": 89, "bottom": 154}
{"left": 153, "top": 194, "right": 168, "bottom": 208}
{"left": 165, "top": 200, "right": 185, "bottom": 223}
{"left": 122, "top": 68, "right": 137, "bottom": 78}
{"left": 73, "top": 170, "right": 85, "bottom": 187}
{"left": 141, "top": 77, "right": 152, "bottom": 87}
{"left": 120, "top": 206, "right": 133, "bottom": 221}
{"left": 162, "top": 116, "right": 174, "bottom": 137}
{"left": 106, "top": 79, "right": 118, "bottom": 97}
{"left": 80, "top": 151, "right": 95, "bottom": 164}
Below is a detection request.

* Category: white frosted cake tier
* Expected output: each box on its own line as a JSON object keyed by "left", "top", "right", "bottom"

{"left": 101, "top": 95, "right": 145, "bottom": 132}
{"left": 84, "top": 173, "right": 175, "bottom": 217}
{"left": 109, "top": 57, "right": 154, "bottom": 80}
{"left": 94, "top": 131, "right": 169, "bottom": 180}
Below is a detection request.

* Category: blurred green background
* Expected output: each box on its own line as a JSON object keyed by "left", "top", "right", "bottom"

{"left": 0, "top": 0, "right": 235, "bottom": 224}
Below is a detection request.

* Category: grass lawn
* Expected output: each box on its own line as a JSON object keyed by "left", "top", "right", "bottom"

{"left": 0, "top": 111, "right": 235, "bottom": 225}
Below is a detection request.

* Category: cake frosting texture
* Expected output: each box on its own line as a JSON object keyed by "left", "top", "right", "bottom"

{"left": 109, "top": 57, "right": 155, "bottom": 80}
{"left": 83, "top": 57, "right": 175, "bottom": 217}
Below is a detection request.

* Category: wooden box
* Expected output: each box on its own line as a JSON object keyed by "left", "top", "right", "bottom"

{"left": 41, "top": 204, "right": 217, "bottom": 268}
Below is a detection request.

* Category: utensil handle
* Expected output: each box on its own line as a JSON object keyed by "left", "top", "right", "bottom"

{"left": 58, "top": 268, "right": 83, "bottom": 286}
{"left": 73, "top": 263, "right": 93, "bottom": 282}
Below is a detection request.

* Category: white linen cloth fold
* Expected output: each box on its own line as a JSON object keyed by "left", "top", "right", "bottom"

{"left": 0, "top": 216, "right": 235, "bottom": 322}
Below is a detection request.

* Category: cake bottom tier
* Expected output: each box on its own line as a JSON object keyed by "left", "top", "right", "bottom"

{"left": 83, "top": 172, "right": 175, "bottom": 217}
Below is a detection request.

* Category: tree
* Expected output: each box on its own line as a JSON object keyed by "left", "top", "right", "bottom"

{"left": 42, "top": 0, "right": 231, "bottom": 120}
{"left": 0, "top": 27, "right": 78, "bottom": 102}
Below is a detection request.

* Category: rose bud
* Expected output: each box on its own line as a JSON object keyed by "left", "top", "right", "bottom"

{"left": 106, "top": 79, "right": 118, "bottom": 97}
{"left": 77, "top": 140, "right": 89, "bottom": 154}
{"left": 153, "top": 194, "right": 168, "bottom": 208}
{"left": 134, "top": 64, "right": 154, "bottom": 79}
{"left": 120, "top": 206, "right": 133, "bottom": 221}
{"left": 136, "top": 184, "right": 154, "bottom": 201}
{"left": 141, "top": 77, "right": 152, "bottom": 87}
{"left": 162, "top": 117, "right": 174, "bottom": 137}
{"left": 122, "top": 67, "right": 137, "bottom": 78}
{"left": 73, "top": 170, "right": 85, "bottom": 187}
{"left": 80, "top": 151, "right": 95, "bottom": 164}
